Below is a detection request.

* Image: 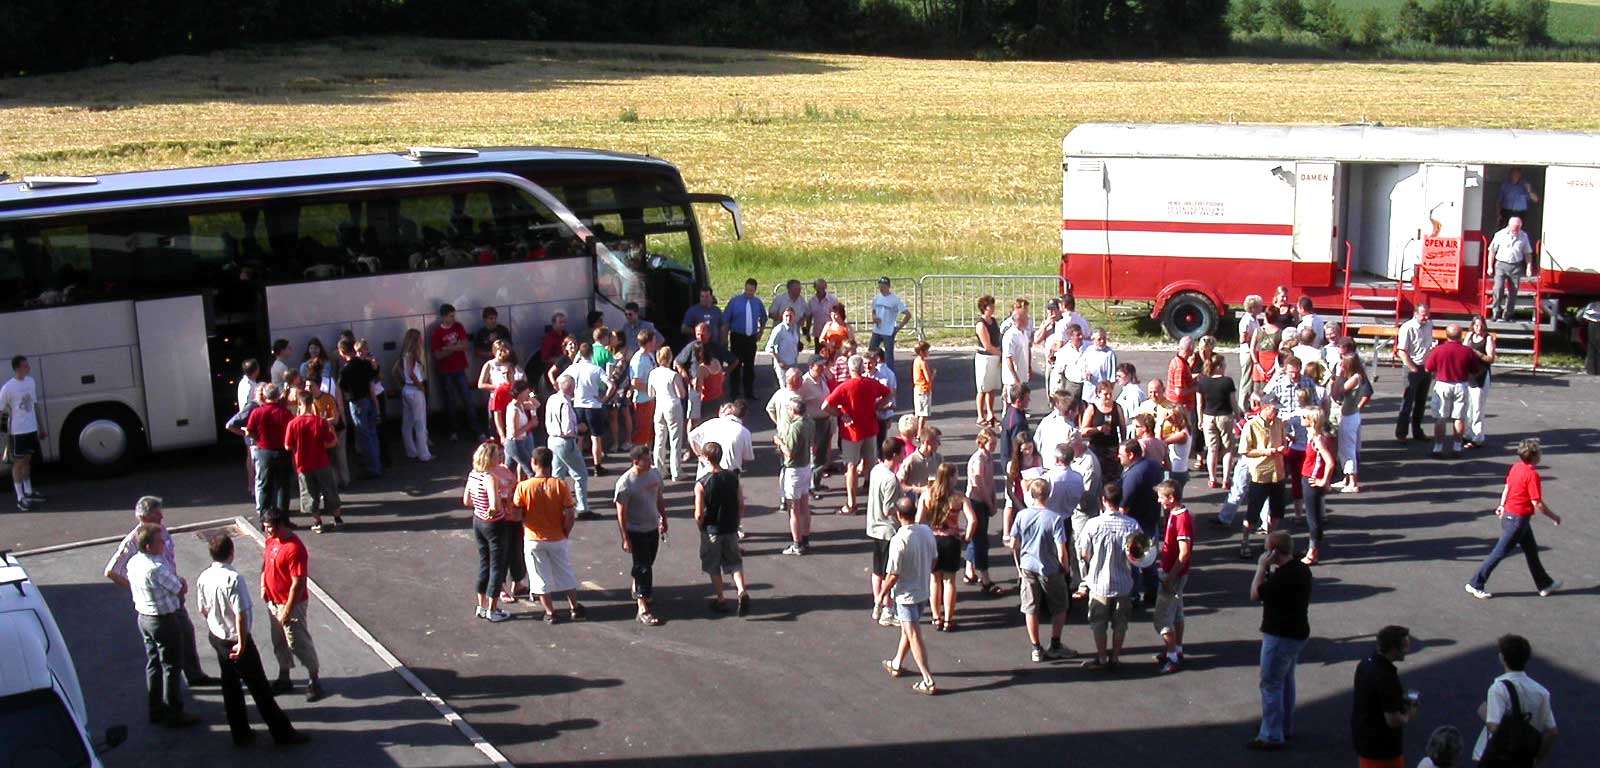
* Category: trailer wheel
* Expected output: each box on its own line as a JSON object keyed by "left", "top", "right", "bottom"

{"left": 1160, "top": 291, "right": 1218, "bottom": 340}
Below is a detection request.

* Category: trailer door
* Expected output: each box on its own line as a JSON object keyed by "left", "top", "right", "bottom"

{"left": 1292, "top": 161, "right": 1339, "bottom": 287}
{"left": 1401, "top": 163, "right": 1466, "bottom": 287}
{"left": 1541, "top": 166, "right": 1600, "bottom": 279}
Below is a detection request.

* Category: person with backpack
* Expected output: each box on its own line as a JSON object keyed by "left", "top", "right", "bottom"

{"left": 1473, "top": 634, "right": 1558, "bottom": 767}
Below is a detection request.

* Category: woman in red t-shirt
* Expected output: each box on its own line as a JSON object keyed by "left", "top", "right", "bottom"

{"left": 1466, "top": 439, "right": 1564, "bottom": 599}
{"left": 1300, "top": 411, "right": 1336, "bottom": 566}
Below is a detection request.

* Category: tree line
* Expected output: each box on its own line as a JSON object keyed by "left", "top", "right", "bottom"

{"left": 1, "top": 0, "right": 1232, "bottom": 77}
{"left": 1231, "top": 0, "right": 1551, "bottom": 49}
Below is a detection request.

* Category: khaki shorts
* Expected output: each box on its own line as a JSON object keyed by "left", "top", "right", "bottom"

{"left": 1019, "top": 569, "right": 1069, "bottom": 618}
{"left": 913, "top": 391, "right": 933, "bottom": 418}
{"left": 1201, "top": 414, "right": 1237, "bottom": 455}
{"left": 1088, "top": 594, "right": 1131, "bottom": 635}
{"left": 1152, "top": 572, "right": 1188, "bottom": 635}
{"left": 1431, "top": 380, "right": 1467, "bottom": 420}
{"left": 840, "top": 436, "right": 877, "bottom": 468}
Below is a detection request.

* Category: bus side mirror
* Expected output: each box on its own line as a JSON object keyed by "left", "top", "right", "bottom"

{"left": 95, "top": 724, "right": 127, "bottom": 754}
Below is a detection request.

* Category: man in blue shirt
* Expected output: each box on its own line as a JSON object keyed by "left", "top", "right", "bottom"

{"left": 680, "top": 287, "right": 725, "bottom": 344}
{"left": 1010, "top": 478, "right": 1075, "bottom": 663}
{"left": 723, "top": 278, "right": 767, "bottom": 401}
{"left": 869, "top": 276, "right": 912, "bottom": 369}
{"left": 1119, "top": 439, "right": 1163, "bottom": 606}
{"left": 1497, "top": 167, "right": 1540, "bottom": 229}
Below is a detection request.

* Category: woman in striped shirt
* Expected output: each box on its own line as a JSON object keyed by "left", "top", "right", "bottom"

{"left": 463, "top": 442, "right": 517, "bottom": 622}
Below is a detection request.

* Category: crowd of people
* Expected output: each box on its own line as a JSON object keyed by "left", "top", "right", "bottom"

{"left": 113, "top": 276, "right": 1564, "bottom": 762}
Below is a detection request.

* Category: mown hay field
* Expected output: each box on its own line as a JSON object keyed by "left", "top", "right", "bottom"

{"left": 5, "top": 37, "right": 1600, "bottom": 331}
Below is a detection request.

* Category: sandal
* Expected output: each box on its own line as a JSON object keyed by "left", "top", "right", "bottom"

{"left": 836, "top": 506, "right": 855, "bottom": 516}
{"left": 981, "top": 581, "right": 1004, "bottom": 596}
{"left": 912, "top": 679, "right": 938, "bottom": 696}
{"left": 637, "top": 612, "right": 662, "bottom": 626}
{"left": 961, "top": 574, "right": 980, "bottom": 585}
{"left": 881, "top": 659, "right": 903, "bottom": 678}
{"left": 568, "top": 604, "right": 587, "bottom": 621}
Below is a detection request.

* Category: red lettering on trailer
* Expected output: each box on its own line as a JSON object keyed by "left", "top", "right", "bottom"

{"left": 1299, "top": 173, "right": 1330, "bottom": 182}
{"left": 1567, "top": 179, "right": 1595, "bottom": 188}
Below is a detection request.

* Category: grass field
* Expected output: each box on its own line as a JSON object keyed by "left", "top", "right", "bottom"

{"left": 4, "top": 38, "right": 1600, "bottom": 345}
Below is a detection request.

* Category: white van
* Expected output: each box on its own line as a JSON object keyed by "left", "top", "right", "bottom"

{"left": 0, "top": 552, "right": 125, "bottom": 767}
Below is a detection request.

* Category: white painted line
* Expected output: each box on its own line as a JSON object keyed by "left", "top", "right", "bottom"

{"left": 231, "top": 517, "right": 513, "bottom": 768}
{"left": 13, "top": 517, "right": 242, "bottom": 557}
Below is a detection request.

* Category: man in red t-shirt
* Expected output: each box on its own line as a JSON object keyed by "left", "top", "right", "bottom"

{"left": 1423, "top": 324, "right": 1483, "bottom": 458}
{"left": 822, "top": 354, "right": 893, "bottom": 515}
{"left": 245, "top": 384, "right": 296, "bottom": 523}
{"left": 261, "top": 509, "right": 323, "bottom": 701}
{"left": 1153, "top": 480, "right": 1193, "bottom": 674}
{"left": 284, "top": 390, "right": 340, "bottom": 532}
{"left": 1467, "top": 438, "right": 1562, "bottom": 599}
{"left": 431, "top": 303, "right": 479, "bottom": 440}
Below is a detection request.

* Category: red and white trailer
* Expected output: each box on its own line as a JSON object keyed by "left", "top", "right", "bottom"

{"left": 1060, "top": 123, "right": 1600, "bottom": 359}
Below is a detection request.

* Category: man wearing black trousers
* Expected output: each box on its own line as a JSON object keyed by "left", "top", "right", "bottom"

{"left": 196, "top": 534, "right": 308, "bottom": 747}
{"left": 723, "top": 277, "right": 766, "bottom": 401}
{"left": 1394, "top": 303, "right": 1434, "bottom": 442}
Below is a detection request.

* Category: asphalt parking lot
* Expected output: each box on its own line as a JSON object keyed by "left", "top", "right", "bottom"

{"left": 7, "top": 349, "right": 1598, "bottom": 767}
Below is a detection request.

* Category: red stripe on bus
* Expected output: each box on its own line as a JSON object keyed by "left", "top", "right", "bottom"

{"left": 1063, "top": 219, "right": 1294, "bottom": 236}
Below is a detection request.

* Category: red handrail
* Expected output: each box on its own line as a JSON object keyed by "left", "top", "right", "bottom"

{"left": 1340, "top": 240, "right": 1354, "bottom": 329}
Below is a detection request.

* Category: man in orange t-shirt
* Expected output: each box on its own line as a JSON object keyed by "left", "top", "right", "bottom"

{"left": 512, "top": 447, "right": 586, "bottom": 622}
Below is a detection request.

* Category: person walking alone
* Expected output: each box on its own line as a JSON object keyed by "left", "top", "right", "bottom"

{"left": 1465, "top": 439, "right": 1563, "bottom": 600}
{"left": 877, "top": 498, "right": 939, "bottom": 695}
{"left": 1248, "top": 531, "right": 1312, "bottom": 752}
{"left": 615, "top": 446, "right": 668, "bottom": 626}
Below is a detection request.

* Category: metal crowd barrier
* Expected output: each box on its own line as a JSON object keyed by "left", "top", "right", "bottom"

{"left": 772, "top": 276, "right": 916, "bottom": 334}
{"left": 915, "top": 274, "right": 1067, "bottom": 337}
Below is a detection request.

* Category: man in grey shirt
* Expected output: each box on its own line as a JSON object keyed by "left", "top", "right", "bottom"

{"left": 614, "top": 447, "right": 668, "bottom": 625}
{"left": 877, "top": 498, "right": 939, "bottom": 695}
{"left": 1488, "top": 217, "right": 1534, "bottom": 321}
{"left": 867, "top": 438, "right": 905, "bottom": 627}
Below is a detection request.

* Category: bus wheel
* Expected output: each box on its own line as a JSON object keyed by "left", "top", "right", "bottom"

{"left": 1160, "top": 291, "right": 1218, "bottom": 340}
{"left": 62, "top": 405, "right": 144, "bottom": 477}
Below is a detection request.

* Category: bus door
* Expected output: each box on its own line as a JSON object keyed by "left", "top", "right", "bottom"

{"left": 134, "top": 296, "right": 217, "bottom": 450}
{"left": 1292, "top": 161, "right": 1339, "bottom": 287}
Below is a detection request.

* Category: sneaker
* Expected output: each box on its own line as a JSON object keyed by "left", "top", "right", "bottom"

{"left": 878, "top": 612, "right": 897, "bottom": 627}
{"left": 15, "top": 499, "right": 30, "bottom": 512}
{"left": 870, "top": 605, "right": 882, "bottom": 622}
{"left": 1159, "top": 659, "right": 1182, "bottom": 675}
{"left": 1538, "top": 580, "right": 1562, "bottom": 597}
{"left": 475, "top": 607, "right": 488, "bottom": 619}
{"left": 304, "top": 683, "right": 325, "bottom": 703}
{"left": 1464, "top": 583, "right": 1492, "bottom": 600}
{"left": 1045, "top": 643, "right": 1076, "bottom": 660}
{"left": 25, "top": 491, "right": 44, "bottom": 501}
{"left": 1030, "top": 646, "right": 1046, "bottom": 663}
{"left": 781, "top": 544, "right": 804, "bottom": 556}
{"left": 485, "top": 609, "right": 511, "bottom": 623}
{"left": 736, "top": 592, "right": 750, "bottom": 616}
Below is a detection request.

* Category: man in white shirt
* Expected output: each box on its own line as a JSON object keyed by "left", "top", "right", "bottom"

{"left": 125, "top": 523, "right": 201, "bottom": 727}
{"left": 765, "top": 306, "right": 804, "bottom": 385}
{"left": 195, "top": 534, "right": 304, "bottom": 746}
{"left": 1291, "top": 327, "right": 1322, "bottom": 369}
{"left": 1079, "top": 329, "right": 1119, "bottom": 390}
{"left": 1, "top": 355, "right": 45, "bottom": 511}
{"left": 1295, "top": 297, "right": 1325, "bottom": 347}
{"left": 105, "top": 496, "right": 215, "bottom": 688}
{"left": 561, "top": 342, "right": 611, "bottom": 474}
{"left": 1061, "top": 295, "right": 1092, "bottom": 341}
{"left": 799, "top": 360, "right": 834, "bottom": 494}
{"left": 1488, "top": 217, "right": 1535, "bottom": 321}
{"left": 803, "top": 279, "right": 840, "bottom": 349}
{"left": 1001, "top": 298, "right": 1032, "bottom": 391}
{"left": 1473, "top": 633, "right": 1559, "bottom": 765}
{"left": 1395, "top": 303, "right": 1435, "bottom": 442}
{"left": 1049, "top": 324, "right": 1089, "bottom": 408}
{"left": 545, "top": 374, "right": 592, "bottom": 518}
{"left": 869, "top": 276, "right": 912, "bottom": 369}
{"left": 1034, "top": 391, "right": 1081, "bottom": 460}
{"left": 689, "top": 400, "right": 755, "bottom": 480}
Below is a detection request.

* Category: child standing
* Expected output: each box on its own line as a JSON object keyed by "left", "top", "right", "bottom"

{"left": 912, "top": 341, "right": 935, "bottom": 436}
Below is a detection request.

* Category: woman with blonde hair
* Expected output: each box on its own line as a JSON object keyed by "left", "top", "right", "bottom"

{"left": 919, "top": 463, "right": 971, "bottom": 632}
{"left": 1332, "top": 352, "right": 1372, "bottom": 493}
{"left": 463, "top": 442, "right": 516, "bottom": 622}
{"left": 964, "top": 428, "right": 1001, "bottom": 594}
{"left": 396, "top": 329, "right": 434, "bottom": 462}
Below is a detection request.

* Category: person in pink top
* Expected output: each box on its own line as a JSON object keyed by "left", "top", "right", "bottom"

{"left": 1423, "top": 324, "right": 1483, "bottom": 458}
{"left": 822, "top": 354, "right": 894, "bottom": 516}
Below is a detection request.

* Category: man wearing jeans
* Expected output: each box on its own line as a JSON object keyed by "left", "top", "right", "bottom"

{"left": 245, "top": 384, "right": 295, "bottom": 522}
{"left": 868, "top": 276, "right": 912, "bottom": 369}
{"left": 431, "top": 303, "right": 478, "bottom": 440}
{"left": 126, "top": 523, "right": 202, "bottom": 727}
{"left": 1466, "top": 438, "right": 1563, "bottom": 600}
{"left": 544, "top": 374, "right": 592, "bottom": 519}
{"left": 336, "top": 339, "right": 382, "bottom": 479}
{"left": 1248, "top": 530, "right": 1312, "bottom": 752}
{"left": 1395, "top": 303, "right": 1435, "bottom": 443}
{"left": 1488, "top": 217, "right": 1534, "bottom": 321}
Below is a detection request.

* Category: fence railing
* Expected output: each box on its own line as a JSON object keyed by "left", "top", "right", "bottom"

{"left": 916, "top": 274, "right": 1066, "bottom": 337}
{"left": 770, "top": 273, "right": 1067, "bottom": 340}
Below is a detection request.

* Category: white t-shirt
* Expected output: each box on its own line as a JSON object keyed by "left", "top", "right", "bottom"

{"left": 1472, "top": 672, "right": 1557, "bottom": 761}
{"left": 871, "top": 293, "right": 908, "bottom": 336}
{"left": 1238, "top": 313, "right": 1262, "bottom": 354}
{"left": 0, "top": 375, "right": 40, "bottom": 435}
{"left": 1001, "top": 326, "right": 1031, "bottom": 387}
{"left": 236, "top": 377, "right": 256, "bottom": 412}
{"left": 1297, "top": 313, "right": 1326, "bottom": 347}
{"left": 647, "top": 366, "right": 684, "bottom": 408}
{"left": 561, "top": 360, "right": 607, "bottom": 408}
{"left": 688, "top": 416, "right": 754, "bottom": 478}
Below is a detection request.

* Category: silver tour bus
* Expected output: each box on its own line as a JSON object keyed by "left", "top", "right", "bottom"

{"left": 0, "top": 146, "right": 740, "bottom": 473}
